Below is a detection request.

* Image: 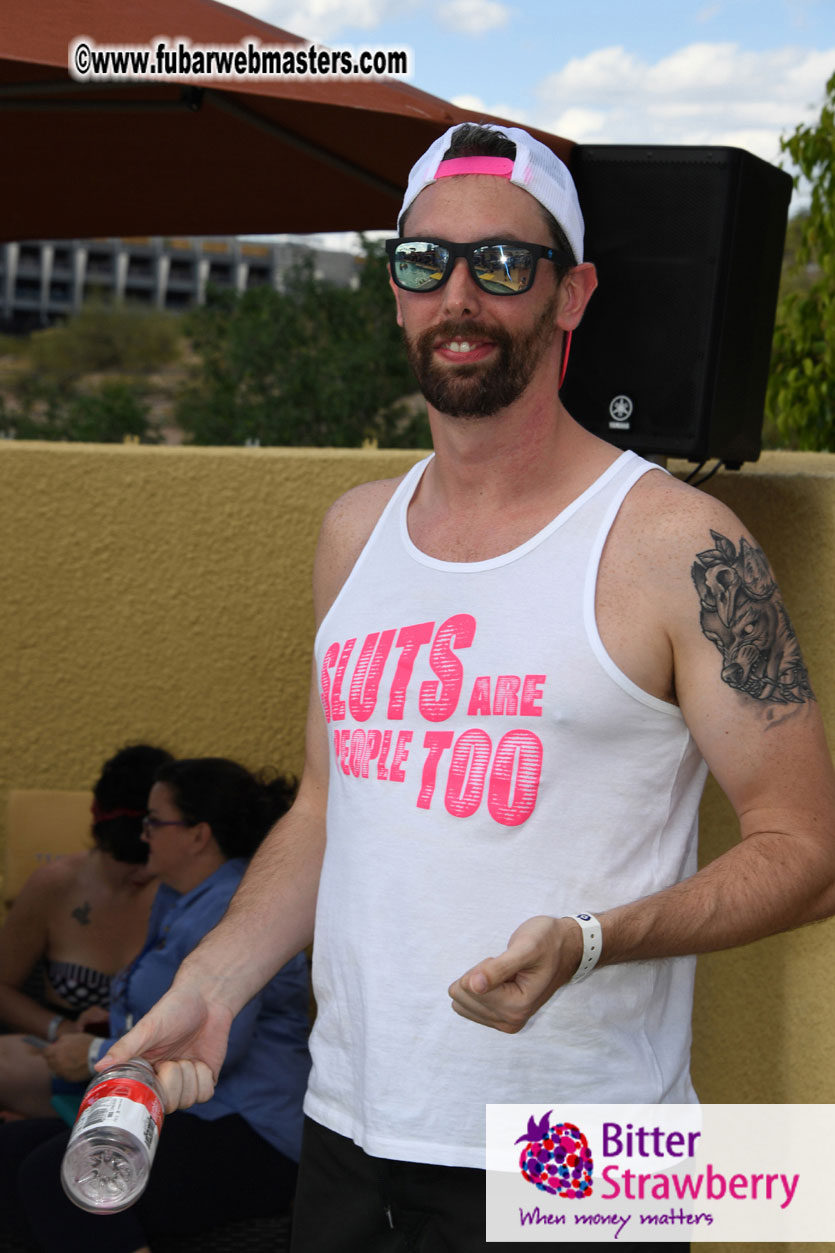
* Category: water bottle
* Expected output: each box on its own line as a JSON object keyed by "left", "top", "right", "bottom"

{"left": 60, "top": 1059, "right": 165, "bottom": 1213}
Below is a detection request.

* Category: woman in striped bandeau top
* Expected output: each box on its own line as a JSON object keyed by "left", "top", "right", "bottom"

{"left": 0, "top": 743, "right": 171, "bottom": 1116}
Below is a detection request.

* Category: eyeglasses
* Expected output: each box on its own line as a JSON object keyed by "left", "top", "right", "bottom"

{"left": 141, "top": 815, "right": 189, "bottom": 833}
{"left": 385, "top": 237, "right": 574, "bottom": 297}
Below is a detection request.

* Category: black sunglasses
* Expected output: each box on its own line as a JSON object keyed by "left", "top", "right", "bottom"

{"left": 385, "top": 237, "right": 574, "bottom": 297}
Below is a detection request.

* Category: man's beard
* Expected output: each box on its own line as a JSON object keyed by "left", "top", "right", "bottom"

{"left": 402, "top": 295, "right": 559, "bottom": 419}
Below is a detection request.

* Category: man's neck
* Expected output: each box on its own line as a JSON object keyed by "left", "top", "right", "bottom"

{"left": 424, "top": 393, "right": 612, "bottom": 508}
{"left": 407, "top": 396, "right": 620, "bottom": 563}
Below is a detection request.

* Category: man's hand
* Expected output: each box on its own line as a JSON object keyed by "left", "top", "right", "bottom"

{"left": 43, "top": 1033, "right": 95, "bottom": 1082}
{"left": 95, "top": 984, "right": 234, "bottom": 1113}
{"left": 448, "top": 915, "right": 584, "bottom": 1033}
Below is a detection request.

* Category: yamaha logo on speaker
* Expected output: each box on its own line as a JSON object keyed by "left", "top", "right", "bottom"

{"left": 608, "top": 395, "right": 633, "bottom": 430}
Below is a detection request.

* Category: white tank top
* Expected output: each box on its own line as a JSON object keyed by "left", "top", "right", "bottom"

{"left": 306, "top": 450, "right": 707, "bottom": 1167}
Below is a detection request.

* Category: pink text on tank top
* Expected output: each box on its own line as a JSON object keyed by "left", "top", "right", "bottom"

{"left": 320, "top": 613, "right": 546, "bottom": 828}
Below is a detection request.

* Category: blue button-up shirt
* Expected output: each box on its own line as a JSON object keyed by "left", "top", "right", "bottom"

{"left": 103, "top": 859, "right": 311, "bottom": 1162}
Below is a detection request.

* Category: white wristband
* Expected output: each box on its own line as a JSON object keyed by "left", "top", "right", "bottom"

{"left": 46, "top": 1014, "right": 66, "bottom": 1042}
{"left": 87, "top": 1036, "right": 105, "bottom": 1075}
{"left": 566, "top": 912, "right": 602, "bottom": 983}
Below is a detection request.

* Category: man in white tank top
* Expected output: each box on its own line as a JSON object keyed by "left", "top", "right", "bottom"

{"left": 102, "top": 124, "right": 835, "bottom": 1252}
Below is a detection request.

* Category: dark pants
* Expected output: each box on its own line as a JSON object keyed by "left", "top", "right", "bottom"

{"left": 290, "top": 1117, "right": 692, "bottom": 1252}
{"left": 0, "top": 1111, "right": 297, "bottom": 1252}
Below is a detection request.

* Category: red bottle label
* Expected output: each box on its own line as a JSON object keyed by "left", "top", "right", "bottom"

{"left": 78, "top": 1076, "right": 164, "bottom": 1133}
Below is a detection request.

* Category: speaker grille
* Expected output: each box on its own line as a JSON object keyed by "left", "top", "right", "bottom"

{"left": 562, "top": 146, "right": 791, "bottom": 464}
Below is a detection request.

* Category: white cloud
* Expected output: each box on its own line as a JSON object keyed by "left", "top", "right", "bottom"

{"left": 450, "top": 92, "right": 531, "bottom": 124}
{"left": 435, "top": 0, "right": 512, "bottom": 36}
{"left": 450, "top": 92, "right": 487, "bottom": 112}
{"left": 536, "top": 43, "right": 835, "bottom": 166}
{"left": 545, "top": 45, "right": 641, "bottom": 98}
{"left": 240, "top": 0, "right": 414, "bottom": 41}
{"left": 780, "top": 48, "right": 835, "bottom": 100}
{"left": 546, "top": 107, "right": 607, "bottom": 143}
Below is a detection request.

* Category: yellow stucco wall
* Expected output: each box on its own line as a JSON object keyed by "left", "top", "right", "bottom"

{"left": 2, "top": 442, "right": 835, "bottom": 1250}
{"left": 678, "top": 453, "right": 835, "bottom": 1108}
{"left": 0, "top": 442, "right": 426, "bottom": 793}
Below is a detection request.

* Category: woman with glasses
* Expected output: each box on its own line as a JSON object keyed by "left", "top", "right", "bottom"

{"left": 0, "top": 756, "right": 311, "bottom": 1253}
{"left": 0, "top": 744, "right": 172, "bottom": 1118}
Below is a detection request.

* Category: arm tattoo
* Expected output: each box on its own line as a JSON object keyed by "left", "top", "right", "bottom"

{"left": 691, "top": 530, "right": 814, "bottom": 706}
{"left": 71, "top": 901, "right": 92, "bottom": 925}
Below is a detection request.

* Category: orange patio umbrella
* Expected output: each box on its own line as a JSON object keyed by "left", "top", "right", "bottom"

{"left": 0, "top": 0, "right": 573, "bottom": 241}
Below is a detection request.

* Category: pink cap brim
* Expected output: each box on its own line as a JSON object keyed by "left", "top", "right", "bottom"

{"left": 434, "top": 156, "right": 514, "bottom": 180}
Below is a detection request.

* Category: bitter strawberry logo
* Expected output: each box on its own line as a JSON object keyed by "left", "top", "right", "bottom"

{"left": 515, "top": 1111, "right": 593, "bottom": 1198}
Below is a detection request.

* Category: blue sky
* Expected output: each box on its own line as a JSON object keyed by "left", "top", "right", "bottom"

{"left": 231, "top": 0, "right": 834, "bottom": 241}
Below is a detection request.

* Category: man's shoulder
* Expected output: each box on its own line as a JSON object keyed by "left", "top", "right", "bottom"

{"left": 620, "top": 465, "right": 745, "bottom": 554}
{"left": 597, "top": 466, "right": 768, "bottom": 704}
{"left": 609, "top": 466, "right": 769, "bottom": 645}
{"left": 320, "top": 473, "right": 409, "bottom": 541}
{"left": 313, "top": 468, "right": 419, "bottom": 621}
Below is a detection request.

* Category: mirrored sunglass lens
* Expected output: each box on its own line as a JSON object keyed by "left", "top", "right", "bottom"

{"left": 393, "top": 241, "right": 450, "bottom": 290}
{"left": 472, "top": 245, "right": 534, "bottom": 294}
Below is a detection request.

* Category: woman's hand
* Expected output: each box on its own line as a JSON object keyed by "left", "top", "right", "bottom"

{"left": 76, "top": 1006, "right": 110, "bottom": 1034}
{"left": 43, "top": 1033, "right": 95, "bottom": 1082}
{"left": 55, "top": 1016, "right": 83, "bottom": 1036}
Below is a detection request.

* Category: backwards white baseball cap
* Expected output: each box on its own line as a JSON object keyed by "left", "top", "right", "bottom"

{"left": 397, "top": 123, "right": 584, "bottom": 264}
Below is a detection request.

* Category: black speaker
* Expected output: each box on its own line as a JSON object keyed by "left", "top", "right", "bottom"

{"left": 561, "top": 145, "right": 792, "bottom": 466}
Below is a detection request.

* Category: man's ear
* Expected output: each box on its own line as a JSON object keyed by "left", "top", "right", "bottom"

{"left": 389, "top": 270, "right": 405, "bottom": 327}
{"left": 556, "top": 263, "right": 598, "bottom": 332}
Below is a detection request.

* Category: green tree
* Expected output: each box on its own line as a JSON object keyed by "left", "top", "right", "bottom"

{"left": 28, "top": 301, "right": 180, "bottom": 381}
{"left": 0, "top": 301, "right": 178, "bottom": 442}
{"left": 65, "top": 381, "right": 157, "bottom": 443}
{"left": 176, "top": 238, "right": 429, "bottom": 448}
{"left": 0, "top": 378, "right": 158, "bottom": 443}
{"left": 766, "top": 70, "right": 835, "bottom": 450}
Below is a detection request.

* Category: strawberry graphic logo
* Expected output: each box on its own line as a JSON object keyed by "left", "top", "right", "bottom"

{"left": 515, "top": 1111, "right": 593, "bottom": 1198}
